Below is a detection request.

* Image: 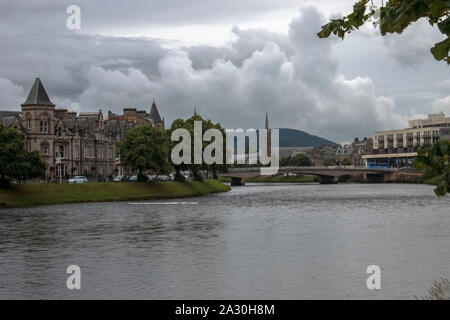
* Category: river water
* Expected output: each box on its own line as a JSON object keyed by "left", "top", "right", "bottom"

{"left": 0, "top": 183, "right": 449, "bottom": 299}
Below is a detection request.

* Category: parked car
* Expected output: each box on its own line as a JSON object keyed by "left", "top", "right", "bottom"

{"left": 113, "top": 175, "right": 123, "bottom": 182}
{"left": 181, "top": 171, "right": 190, "bottom": 181}
{"left": 147, "top": 175, "right": 157, "bottom": 181}
{"left": 129, "top": 175, "right": 138, "bottom": 182}
{"left": 157, "top": 175, "right": 169, "bottom": 181}
{"left": 68, "top": 176, "right": 88, "bottom": 183}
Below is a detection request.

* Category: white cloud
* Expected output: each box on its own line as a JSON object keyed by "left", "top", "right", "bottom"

{"left": 0, "top": 2, "right": 447, "bottom": 142}
{"left": 383, "top": 19, "right": 445, "bottom": 67}
{"left": 0, "top": 78, "right": 24, "bottom": 108}
{"left": 432, "top": 96, "right": 450, "bottom": 115}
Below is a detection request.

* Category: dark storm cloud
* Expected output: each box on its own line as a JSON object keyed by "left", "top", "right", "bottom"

{"left": 0, "top": 1, "right": 448, "bottom": 142}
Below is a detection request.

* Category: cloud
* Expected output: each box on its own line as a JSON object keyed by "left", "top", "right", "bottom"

{"left": 0, "top": 2, "right": 442, "bottom": 142}
{"left": 382, "top": 18, "right": 445, "bottom": 67}
{"left": 432, "top": 96, "right": 450, "bottom": 115}
{"left": 0, "top": 78, "right": 24, "bottom": 108}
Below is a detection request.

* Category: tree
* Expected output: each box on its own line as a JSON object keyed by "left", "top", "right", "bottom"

{"left": 318, "top": 0, "right": 450, "bottom": 64}
{"left": 280, "top": 154, "right": 312, "bottom": 166}
{"left": 413, "top": 140, "right": 449, "bottom": 196}
{"left": 324, "top": 158, "right": 338, "bottom": 166}
{"left": 341, "top": 158, "right": 352, "bottom": 166}
{"left": 0, "top": 125, "right": 46, "bottom": 187}
{"left": 169, "top": 114, "right": 227, "bottom": 181}
{"left": 117, "top": 125, "right": 171, "bottom": 181}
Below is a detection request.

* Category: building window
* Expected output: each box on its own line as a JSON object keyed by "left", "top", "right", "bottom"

{"left": 58, "top": 127, "right": 63, "bottom": 138}
{"left": 41, "top": 145, "right": 49, "bottom": 156}
{"left": 40, "top": 120, "right": 48, "bottom": 133}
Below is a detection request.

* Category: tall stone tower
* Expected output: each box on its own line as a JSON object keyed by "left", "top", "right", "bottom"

{"left": 265, "top": 111, "right": 271, "bottom": 157}
{"left": 21, "top": 78, "right": 56, "bottom": 177}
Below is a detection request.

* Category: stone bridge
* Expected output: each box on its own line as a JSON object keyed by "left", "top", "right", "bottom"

{"left": 217, "top": 166, "right": 422, "bottom": 185}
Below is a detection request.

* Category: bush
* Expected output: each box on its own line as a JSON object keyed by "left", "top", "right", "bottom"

{"left": 193, "top": 173, "right": 203, "bottom": 182}
{"left": 0, "top": 177, "right": 11, "bottom": 189}
{"left": 137, "top": 173, "right": 148, "bottom": 183}
{"left": 416, "top": 278, "right": 450, "bottom": 300}
{"left": 174, "top": 172, "right": 186, "bottom": 182}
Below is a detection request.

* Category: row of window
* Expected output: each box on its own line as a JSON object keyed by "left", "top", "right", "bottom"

{"left": 41, "top": 144, "right": 114, "bottom": 160}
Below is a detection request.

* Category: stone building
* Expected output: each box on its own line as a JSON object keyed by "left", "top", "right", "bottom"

{"left": 0, "top": 78, "right": 165, "bottom": 180}
{"left": 336, "top": 137, "right": 373, "bottom": 166}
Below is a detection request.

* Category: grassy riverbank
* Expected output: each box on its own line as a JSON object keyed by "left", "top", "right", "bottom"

{"left": 0, "top": 180, "right": 230, "bottom": 208}
{"left": 219, "top": 175, "right": 317, "bottom": 183}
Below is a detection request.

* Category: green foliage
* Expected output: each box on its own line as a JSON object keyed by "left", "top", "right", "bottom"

{"left": 169, "top": 114, "right": 227, "bottom": 178}
{"left": 174, "top": 171, "right": 187, "bottom": 182}
{"left": 117, "top": 125, "right": 171, "bottom": 175}
{"left": 413, "top": 140, "right": 449, "bottom": 196}
{"left": 280, "top": 153, "right": 312, "bottom": 166}
{"left": 193, "top": 173, "right": 204, "bottom": 182}
{"left": 324, "top": 158, "right": 338, "bottom": 166}
{"left": 341, "top": 158, "right": 352, "bottom": 166}
{"left": 0, "top": 125, "right": 46, "bottom": 186}
{"left": 416, "top": 278, "right": 450, "bottom": 300}
{"left": 137, "top": 173, "right": 148, "bottom": 183}
{"left": 318, "top": 0, "right": 450, "bottom": 64}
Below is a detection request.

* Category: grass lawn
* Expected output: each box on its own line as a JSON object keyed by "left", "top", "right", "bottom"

{"left": 219, "top": 175, "right": 317, "bottom": 183}
{"left": 0, "top": 180, "right": 230, "bottom": 208}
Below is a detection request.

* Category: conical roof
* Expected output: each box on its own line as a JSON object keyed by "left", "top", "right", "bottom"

{"left": 149, "top": 100, "right": 162, "bottom": 123}
{"left": 21, "top": 78, "right": 55, "bottom": 107}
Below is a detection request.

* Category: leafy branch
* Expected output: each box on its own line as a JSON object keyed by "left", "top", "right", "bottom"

{"left": 318, "top": 0, "right": 450, "bottom": 64}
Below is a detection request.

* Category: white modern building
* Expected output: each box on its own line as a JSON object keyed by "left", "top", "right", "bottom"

{"left": 362, "top": 113, "right": 450, "bottom": 168}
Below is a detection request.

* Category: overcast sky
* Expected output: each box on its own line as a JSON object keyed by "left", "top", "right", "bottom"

{"left": 0, "top": 0, "right": 448, "bottom": 143}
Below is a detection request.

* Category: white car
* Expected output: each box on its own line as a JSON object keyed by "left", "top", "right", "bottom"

{"left": 113, "top": 175, "right": 123, "bottom": 182}
{"left": 68, "top": 176, "right": 88, "bottom": 183}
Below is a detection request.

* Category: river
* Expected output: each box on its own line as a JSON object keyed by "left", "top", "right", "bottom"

{"left": 0, "top": 183, "right": 449, "bottom": 299}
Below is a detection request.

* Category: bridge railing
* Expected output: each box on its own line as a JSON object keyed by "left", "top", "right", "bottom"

{"left": 224, "top": 166, "right": 402, "bottom": 173}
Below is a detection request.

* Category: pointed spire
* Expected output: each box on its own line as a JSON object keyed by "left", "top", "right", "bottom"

{"left": 21, "top": 78, "right": 55, "bottom": 107}
{"left": 265, "top": 111, "right": 269, "bottom": 130}
{"left": 149, "top": 99, "right": 162, "bottom": 123}
{"left": 194, "top": 105, "right": 198, "bottom": 116}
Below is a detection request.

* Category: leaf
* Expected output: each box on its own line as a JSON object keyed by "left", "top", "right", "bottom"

{"left": 431, "top": 37, "right": 450, "bottom": 61}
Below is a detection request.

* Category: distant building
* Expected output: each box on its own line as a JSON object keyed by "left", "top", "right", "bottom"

{"left": 336, "top": 137, "right": 373, "bottom": 166}
{"left": 0, "top": 78, "right": 165, "bottom": 180}
{"left": 362, "top": 113, "right": 450, "bottom": 167}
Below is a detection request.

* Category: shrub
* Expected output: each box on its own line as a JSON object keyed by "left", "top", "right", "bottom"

{"left": 416, "top": 278, "right": 450, "bottom": 300}
{"left": 174, "top": 172, "right": 186, "bottom": 182}
{"left": 137, "top": 173, "right": 148, "bottom": 183}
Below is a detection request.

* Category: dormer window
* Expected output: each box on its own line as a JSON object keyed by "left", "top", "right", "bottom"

{"left": 58, "top": 127, "right": 63, "bottom": 138}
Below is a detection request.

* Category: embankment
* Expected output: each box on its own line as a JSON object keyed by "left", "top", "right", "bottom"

{"left": 0, "top": 180, "right": 230, "bottom": 208}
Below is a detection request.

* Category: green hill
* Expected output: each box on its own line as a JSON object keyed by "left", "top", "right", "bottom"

{"left": 278, "top": 128, "right": 338, "bottom": 147}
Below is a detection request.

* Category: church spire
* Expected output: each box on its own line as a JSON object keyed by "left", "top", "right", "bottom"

{"left": 265, "top": 111, "right": 271, "bottom": 157}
